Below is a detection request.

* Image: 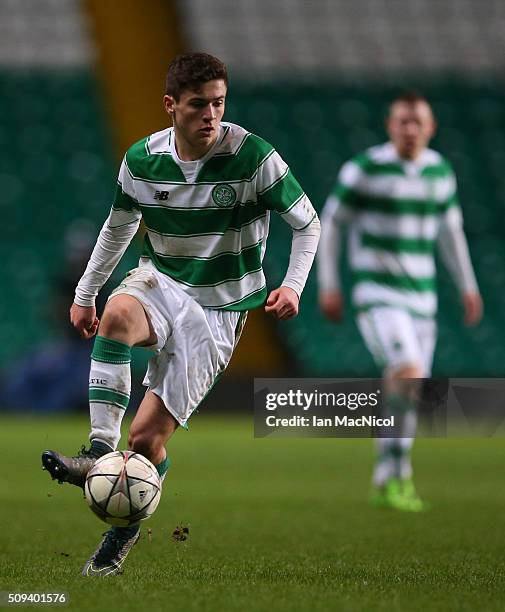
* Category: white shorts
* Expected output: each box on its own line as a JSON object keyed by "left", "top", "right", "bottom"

{"left": 356, "top": 306, "right": 436, "bottom": 376}
{"left": 109, "top": 262, "right": 247, "bottom": 426}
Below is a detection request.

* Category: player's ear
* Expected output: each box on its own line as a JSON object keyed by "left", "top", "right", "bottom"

{"left": 430, "top": 117, "right": 437, "bottom": 138}
{"left": 385, "top": 115, "right": 393, "bottom": 138}
{"left": 163, "top": 95, "right": 176, "bottom": 116}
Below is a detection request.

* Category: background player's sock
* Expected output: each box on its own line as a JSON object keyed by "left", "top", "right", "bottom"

{"left": 373, "top": 441, "right": 396, "bottom": 487}
{"left": 373, "top": 393, "right": 417, "bottom": 486}
{"left": 397, "top": 406, "right": 417, "bottom": 480}
{"left": 88, "top": 336, "right": 132, "bottom": 451}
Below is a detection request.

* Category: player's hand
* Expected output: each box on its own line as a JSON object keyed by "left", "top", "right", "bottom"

{"left": 265, "top": 286, "right": 299, "bottom": 320}
{"left": 319, "top": 290, "right": 344, "bottom": 322}
{"left": 70, "top": 303, "right": 100, "bottom": 339}
{"left": 462, "top": 291, "right": 483, "bottom": 326}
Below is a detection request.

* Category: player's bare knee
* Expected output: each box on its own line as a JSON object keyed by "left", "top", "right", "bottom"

{"left": 388, "top": 364, "right": 424, "bottom": 380}
{"left": 99, "top": 303, "right": 135, "bottom": 341}
{"left": 385, "top": 364, "right": 423, "bottom": 399}
{"left": 386, "top": 364, "right": 423, "bottom": 399}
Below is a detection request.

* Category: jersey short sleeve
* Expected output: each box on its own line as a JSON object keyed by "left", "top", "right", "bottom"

{"left": 109, "top": 156, "right": 142, "bottom": 227}
{"left": 321, "top": 160, "right": 362, "bottom": 225}
{"left": 256, "top": 148, "right": 317, "bottom": 230}
{"left": 440, "top": 163, "right": 463, "bottom": 228}
{"left": 333, "top": 159, "right": 363, "bottom": 206}
{"left": 113, "top": 156, "right": 140, "bottom": 213}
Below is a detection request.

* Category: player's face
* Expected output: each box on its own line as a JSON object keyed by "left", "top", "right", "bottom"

{"left": 387, "top": 101, "right": 436, "bottom": 160}
{"left": 164, "top": 79, "right": 227, "bottom": 159}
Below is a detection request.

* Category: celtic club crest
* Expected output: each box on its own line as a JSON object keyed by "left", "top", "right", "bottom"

{"left": 212, "top": 184, "right": 237, "bottom": 207}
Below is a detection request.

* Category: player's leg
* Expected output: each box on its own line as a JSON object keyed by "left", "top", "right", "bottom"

{"left": 415, "top": 317, "right": 436, "bottom": 381}
{"left": 82, "top": 299, "right": 243, "bottom": 578}
{"left": 84, "top": 307, "right": 244, "bottom": 577}
{"left": 81, "top": 273, "right": 184, "bottom": 577}
{"left": 87, "top": 294, "right": 157, "bottom": 454}
{"left": 382, "top": 317, "right": 436, "bottom": 509}
{"left": 42, "top": 293, "right": 157, "bottom": 487}
{"left": 82, "top": 390, "right": 177, "bottom": 577}
{"left": 357, "top": 307, "right": 424, "bottom": 510}
{"left": 392, "top": 316, "right": 437, "bottom": 506}
{"left": 379, "top": 364, "right": 424, "bottom": 510}
{"left": 128, "top": 390, "right": 178, "bottom": 479}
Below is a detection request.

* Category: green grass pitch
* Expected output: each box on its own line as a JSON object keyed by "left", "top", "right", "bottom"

{"left": 1, "top": 414, "right": 504, "bottom": 611}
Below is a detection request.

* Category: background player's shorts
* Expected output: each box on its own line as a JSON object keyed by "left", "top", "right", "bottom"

{"left": 356, "top": 306, "right": 436, "bottom": 376}
{"left": 108, "top": 262, "right": 247, "bottom": 426}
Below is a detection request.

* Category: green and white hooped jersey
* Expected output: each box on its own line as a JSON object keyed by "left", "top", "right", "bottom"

{"left": 324, "top": 142, "right": 461, "bottom": 317}
{"left": 113, "top": 122, "right": 316, "bottom": 310}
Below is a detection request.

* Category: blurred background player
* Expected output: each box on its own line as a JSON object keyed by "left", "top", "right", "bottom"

{"left": 42, "top": 52, "right": 320, "bottom": 575}
{"left": 317, "top": 91, "right": 482, "bottom": 511}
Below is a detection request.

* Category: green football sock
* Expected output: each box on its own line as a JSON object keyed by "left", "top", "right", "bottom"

{"left": 89, "top": 336, "right": 132, "bottom": 450}
{"left": 155, "top": 456, "right": 171, "bottom": 483}
{"left": 374, "top": 393, "right": 417, "bottom": 485}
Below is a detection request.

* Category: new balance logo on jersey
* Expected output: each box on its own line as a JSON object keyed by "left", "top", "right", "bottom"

{"left": 154, "top": 190, "right": 169, "bottom": 201}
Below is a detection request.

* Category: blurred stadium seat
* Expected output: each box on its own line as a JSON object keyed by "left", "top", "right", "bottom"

{"left": 0, "top": 70, "right": 120, "bottom": 365}
{"left": 178, "top": 0, "right": 505, "bottom": 74}
{"left": 0, "top": 0, "right": 118, "bottom": 369}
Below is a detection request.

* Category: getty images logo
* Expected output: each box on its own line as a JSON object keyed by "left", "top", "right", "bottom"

{"left": 265, "top": 389, "right": 380, "bottom": 411}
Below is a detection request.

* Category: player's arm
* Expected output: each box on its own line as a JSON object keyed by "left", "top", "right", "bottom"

{"left": 265, "top": 214, "right": 321, "bottom": 320}
{"left": 256, "top": 149, "right": 320, "bottom": 320}
{"left": 317, "top": 162, "right": 359, "bottom": 322}
{"left": 71, "top": 157, "right": 142, "bottom": 339}
{"left": 437, "top": 184, "right": 482, "bottom": 326}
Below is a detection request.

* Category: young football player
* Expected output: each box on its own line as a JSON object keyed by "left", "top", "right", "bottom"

{"left": 43, "top": 52, "right": 320, "bottom": 575}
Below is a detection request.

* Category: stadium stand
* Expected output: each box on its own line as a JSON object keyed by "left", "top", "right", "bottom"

{"left": 0, "top": 1, "right": 121, "bottom": 368}
{"left": 0, "top": 0, "right": 93, "bottom": 68}
{"left": 178, "top": 0, "right": 505, "bottom": 74}
{"left": 0, "top": 70, "right": 122, "bottom": 366}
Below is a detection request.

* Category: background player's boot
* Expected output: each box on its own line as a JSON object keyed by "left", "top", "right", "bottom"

{"left": 400, "top": 478, "right": 428, "bottom": 512}
{"left": 82, "top": 525, "right": 140, "bottom": 577}
{"left": 370, "top": 477, "right": 400, "bottom": 508}
{"left": 370, "top": 477, "right": 427, "bottom": 512}
{"left": 41, "top": 442, "right": 111, "bottom": 488}
{"left": 370, "top": 477, "right": 408, "bottom": 511}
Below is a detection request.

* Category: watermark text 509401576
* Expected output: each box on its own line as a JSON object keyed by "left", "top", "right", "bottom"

{"left": 0, "top": 592, "right": 68, "bottom": 606}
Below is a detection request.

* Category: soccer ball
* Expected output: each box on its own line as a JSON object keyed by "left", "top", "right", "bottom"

{"left": 84, "top": 451, "right": 162, "bottom": 527}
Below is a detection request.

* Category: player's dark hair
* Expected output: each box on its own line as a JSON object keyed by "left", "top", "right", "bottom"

{"left": 165, "top": 52, "right": 228, "bottom": 100}
{"left": 391, "top": 90, "right": 430, "bottom": 107}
